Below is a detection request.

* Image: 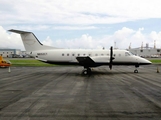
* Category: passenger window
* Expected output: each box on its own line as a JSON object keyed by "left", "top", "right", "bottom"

{"left": 95, "top": 54, "right": 98, "bottom": 56}
{"left": 78, "top": 54, "right": 80, "bottom": 56}
{"left": 101, "top": 54, "right": 104, "bottom": 56}
{"left": 72, "top": 54, "right": 75, "bottom": 56}
{"left": 67, "top": 54, "right": 69, "bottom": 56}
{"left": 62, "top": 53, "right": 64, "bottom": 56}
{"left": 119, "top": 54, "right": 121, "bottom": 57}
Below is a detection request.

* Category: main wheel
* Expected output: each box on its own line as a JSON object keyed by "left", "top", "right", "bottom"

{"left": 134, "top": 69, "right": 138, "bottom": 73}
{"left": 82, "top": 68, "right": 91, "bottom": 75}
{"left": 83, "top": 70, "right": 88, "bottom": 75}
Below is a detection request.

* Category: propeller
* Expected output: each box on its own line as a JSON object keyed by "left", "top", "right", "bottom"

{"left": 109, "top": 46, "right": 115, "bottom": 70}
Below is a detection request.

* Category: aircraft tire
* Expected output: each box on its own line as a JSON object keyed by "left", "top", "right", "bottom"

{"left": 134, "top": 69, "right": 138, "bottom": 73}
{"left": 83, "top": 70, "right": 88, "bottom": 75}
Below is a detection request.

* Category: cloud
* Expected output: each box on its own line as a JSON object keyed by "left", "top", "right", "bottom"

{"left": 52, "top": 26, "right": 97, "bottom": 30}
{"left": 0, "top": 26, "right": 24, "bottom": 50}
{"left": 5, "top": 25, "right": 50, "bottom": 31}
{"left": 1, "top": 26, "right": 161, "bottom": 51}
{"left": 42, "top": 27, "right": 161, "bottom": 49}
{"left": 1, "top": 0, "right": 161, "bottom": 25}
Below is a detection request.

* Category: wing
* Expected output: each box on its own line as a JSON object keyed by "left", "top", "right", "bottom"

{"left": 76, "top": 56, "right": 95, "bottom": 67}
{"left": 76, "top": 56, "right": 110, "bottom": 67}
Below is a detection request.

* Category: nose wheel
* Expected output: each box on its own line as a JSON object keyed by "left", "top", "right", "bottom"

{"left": 134, "top": 69, "right": 138, "bottom": 73}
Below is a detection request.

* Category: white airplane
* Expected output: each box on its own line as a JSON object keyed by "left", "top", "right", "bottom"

{"left": 9, "top": 29, "right": 151, "bottom": 75}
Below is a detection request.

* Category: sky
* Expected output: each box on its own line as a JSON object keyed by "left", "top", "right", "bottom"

{"left": 1, "top": 0, "right": 161, "bottom": 50}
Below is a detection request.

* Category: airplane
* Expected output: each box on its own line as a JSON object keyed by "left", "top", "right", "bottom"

{"left": 0, "top": 56, "right": 11, "bottom": 68}
{"left": 9, "top": 29, "right": 152, "bottom": 75}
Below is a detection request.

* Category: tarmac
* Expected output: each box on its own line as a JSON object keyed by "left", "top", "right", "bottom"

{"left": 0, "top": 65, "right": 161, "bottom": 120}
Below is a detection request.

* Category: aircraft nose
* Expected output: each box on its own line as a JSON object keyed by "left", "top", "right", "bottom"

{"left": 145, "top": 59, "right": 152, "bottom": 64}
{"left": 139, "top": 57, "right": 152, "bottom": 65}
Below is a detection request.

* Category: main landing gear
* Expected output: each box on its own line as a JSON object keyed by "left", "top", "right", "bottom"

{"left": 82, "top": 68, "right": 91, "bottom": 75}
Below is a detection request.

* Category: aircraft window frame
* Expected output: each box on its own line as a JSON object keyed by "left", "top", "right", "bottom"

{"left": 125, "top": 52, "right": 131, "bottom": 56}
{"left": 129, "top": 52, "right": 134, "bottom": 56}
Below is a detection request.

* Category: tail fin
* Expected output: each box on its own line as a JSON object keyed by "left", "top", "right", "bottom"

{"left": 9, "top": 29, "right": 55, "bottom": 52}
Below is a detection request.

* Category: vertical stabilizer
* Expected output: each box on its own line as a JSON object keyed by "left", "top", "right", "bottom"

{"left": 9, "top": 29, "right": 55, "bottom": 52}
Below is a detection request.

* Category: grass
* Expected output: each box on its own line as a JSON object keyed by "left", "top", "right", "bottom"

{"left": 7, "top": 58, "right": 161, "bottom": 67}
{"left": 9, "top": 59, "right": 55, "bottom": 67}
{"left": 149, "top": 59, "right": 161, "bottom": 64}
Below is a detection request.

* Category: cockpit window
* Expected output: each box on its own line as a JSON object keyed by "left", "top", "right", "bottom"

{"left": 125, "top": 52, "right": 134, "bottom": 56}
{"left": 129, "top": 51, "right": 134, "bottom": 56}
{"left": 125, "top": 52, "right": 130, "bottom": 56}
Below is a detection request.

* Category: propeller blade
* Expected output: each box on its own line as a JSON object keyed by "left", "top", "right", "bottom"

{"left": 109, "top": 46, "right": 114, "bottom": 70}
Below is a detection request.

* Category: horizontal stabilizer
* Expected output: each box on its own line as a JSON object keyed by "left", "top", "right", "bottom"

{"left": 35, "top": 57, "right": 47, "bottom": 62}
{"left": 8, "top": 29, "right": 31, "bottom": 34}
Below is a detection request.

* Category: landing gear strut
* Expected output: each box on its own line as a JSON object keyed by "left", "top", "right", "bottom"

{"left": 82, "top": 67, "right": 91, "bottom": 75}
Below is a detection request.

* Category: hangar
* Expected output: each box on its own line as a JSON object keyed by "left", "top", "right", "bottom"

{"left": 0, "top": 49, "right": 21, "bottom": 58}
{"left": 127, "top": 43, "right": 161, "bottom": 58}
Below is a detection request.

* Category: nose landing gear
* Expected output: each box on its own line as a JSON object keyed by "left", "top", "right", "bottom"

{"left": 134, "top": 64, "right": 139, "bottom": 73}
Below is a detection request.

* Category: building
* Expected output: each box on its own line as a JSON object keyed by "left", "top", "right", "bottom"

{"left": 127, "top": 48, "right": 161, "bottom": 57}
{"left": 0, "top": 49, "right": 21, "bottom": 58}
{"left": 127, "top": 43, "right": 161, "bottom": 58}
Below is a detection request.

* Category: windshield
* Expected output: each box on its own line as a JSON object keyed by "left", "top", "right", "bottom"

{"left": 125, "top": 51, "right": 134, "bottom": 56}
{"left": 129, "top": 51, "right": 134, "bottom": 55}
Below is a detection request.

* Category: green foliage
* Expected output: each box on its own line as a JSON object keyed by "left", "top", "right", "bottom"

{"left": 150, "top": 59, "right": 161, "bottom": 64}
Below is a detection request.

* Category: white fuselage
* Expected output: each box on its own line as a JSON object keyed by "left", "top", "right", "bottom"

{"left": 8, "top": 29, "right": 151, "bottom": 70}
{"left": 29, "top": 49, "right": 151, "bottom": 66}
